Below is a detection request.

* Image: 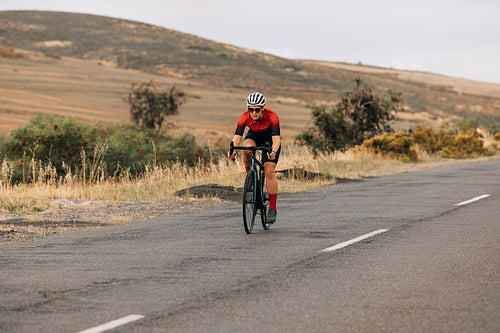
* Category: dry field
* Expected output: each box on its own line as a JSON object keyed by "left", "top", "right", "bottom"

{"left": 0, "top": 52, "right": 309, "bottom": 145}
{"left": 3, "top": 51, "right": 500, "bottom": 144}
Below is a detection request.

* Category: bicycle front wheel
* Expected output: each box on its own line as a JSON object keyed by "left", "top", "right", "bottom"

{"left": 242, "top": 171, "right": 257, "bottom": 234}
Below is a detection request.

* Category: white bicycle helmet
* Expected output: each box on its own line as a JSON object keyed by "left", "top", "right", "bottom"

{"left": 246, "top": 92, "right": 266, "bottom": 107}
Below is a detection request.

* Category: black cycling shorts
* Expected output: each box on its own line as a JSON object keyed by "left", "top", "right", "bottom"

{"left": 244, "top": 130, "right": 281, "bottom": 164}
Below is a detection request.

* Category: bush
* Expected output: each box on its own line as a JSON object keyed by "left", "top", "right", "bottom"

{"left": 413, "top": 127, "right": 449, "bottom": 154}
{"left": 413, "top": 126, "right": 493, "bottom": 159}
{"left": 441, "top": 118, "right": 480, "bottom": 135}
{"left": 0, "top": 46, "right": 26, "bottom": 59}
{"left": 456, "top": 118, "right": 479, "bottom": 133}
{"left": 296, "top": 78, "right": 402, "bottom": 152}
{"left": 0, "top": 115, "right": 208, "bottom": 183}
{"left": 104, "top": 123, "right": 207, "bottom": 175}
{"left": 295, "top": 105, "right": 350, "bottom": 152}
{"left": 360, "top": 132, "right": 418, "bottom": 162}
{"left": 357, "top": 125, "right": 494, "bottom": 162}
{"left": 126, "top": 81, "right": 185, "bottom": 129}
{"left": 2, "top": 114, "right": 102, "bottom": 180}
{"left": 439, "top": 129, "right": 493, "bottom": 158}
{"left": 0, "top": 131, "right": 8, "bottom": 146}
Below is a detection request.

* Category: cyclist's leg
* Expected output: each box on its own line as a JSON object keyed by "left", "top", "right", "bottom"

{"left": 264, "top": 161, "right": 278, "bottom": 206}
{"left": 242, "top": 138, "right": 256, "bottom": 172}
{"left": 263, "top": 143, "right": 280, "bottom": 214}
{"left": 264, "top": 161, "right": 278, "bottom": 223}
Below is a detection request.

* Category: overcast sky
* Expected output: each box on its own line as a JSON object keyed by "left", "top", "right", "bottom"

{"left": 2, "top": 0, "right": 499, "bottom": 83}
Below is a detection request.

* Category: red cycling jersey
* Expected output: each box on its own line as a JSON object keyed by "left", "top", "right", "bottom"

{"left": 234, "top": 108, "right": 280, "bottom": 137}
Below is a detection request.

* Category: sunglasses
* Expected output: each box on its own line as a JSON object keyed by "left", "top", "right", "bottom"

{"left": 248, "top": 107, "right": 263, "bottom": 113}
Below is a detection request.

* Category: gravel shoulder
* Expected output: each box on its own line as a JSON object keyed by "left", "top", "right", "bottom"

{"left": 0, "top": 198, "right": 229, "bottom": 245}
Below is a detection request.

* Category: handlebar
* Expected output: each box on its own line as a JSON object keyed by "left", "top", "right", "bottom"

{"left": 229, "top": 141, "right": 271, "bottom": 156}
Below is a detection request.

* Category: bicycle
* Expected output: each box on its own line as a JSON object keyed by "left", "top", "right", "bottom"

{"left": 229, "top": 142, "right": 272, "bottom": 234}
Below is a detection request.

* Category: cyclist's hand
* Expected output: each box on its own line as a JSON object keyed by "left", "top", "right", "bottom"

{"left": 267, "top": 151, "right": 276, "bottom": 160}
{"left": 228, "top": 150, "right": 236, "bottom": 160}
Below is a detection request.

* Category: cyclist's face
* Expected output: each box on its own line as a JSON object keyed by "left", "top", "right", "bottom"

{"left": 248, "top": 106, "right": 263, "bottom": 121}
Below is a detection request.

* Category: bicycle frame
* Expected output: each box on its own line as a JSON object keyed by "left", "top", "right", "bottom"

{"left": 230, "top": 142, "right": 271, "bottom": 232}
{"left": 249, "top": 149, "right": 266, "bottom": 209}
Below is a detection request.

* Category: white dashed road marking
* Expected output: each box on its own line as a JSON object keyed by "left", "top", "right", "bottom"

{"left": 455, "top": 194, "right": 490, "bottom": 206}
{"left": 77, "top": 314, "right": 145, "bottom": 333}
{"left": 319, "top": 229, "right": 390, "bottom": 253}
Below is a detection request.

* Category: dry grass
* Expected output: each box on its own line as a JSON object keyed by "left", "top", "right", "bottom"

{"left": 111, "top": 216, "right": 131, "bottom": 225}
{"left": 2, "top": 144, "right": 495, "bottom": 213}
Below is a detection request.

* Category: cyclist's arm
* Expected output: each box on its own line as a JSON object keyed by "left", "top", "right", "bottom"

{"left": 269, "top": 110, "right": 280, "bottom": 155}
{"left": 267, "top": 135, "right": 280, "bottom": 160}
{"left": 271, "top": 135, "right": 280, "bottom": 153}
{"left": 228, "top": 135, "right": 243, "bottom": 159}
{"left": 231, "top": 134, "right": 243, "bottom": 147}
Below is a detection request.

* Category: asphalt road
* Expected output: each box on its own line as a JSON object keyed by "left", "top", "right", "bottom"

{"left": 1, "top": 158, "right": 499, "bottom": 332}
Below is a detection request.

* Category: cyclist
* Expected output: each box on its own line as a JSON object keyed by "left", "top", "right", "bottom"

{"left": 228, "top": 92, "right": 281, "bottom": 223}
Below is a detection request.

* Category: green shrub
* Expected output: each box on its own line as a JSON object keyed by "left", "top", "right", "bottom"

{"left": 360, "top": 132, "right": 418, "bottom": 162}
{"left": 441, "top": 118, "right": 480, "bottom": 135}
{"left": 456, "top": 118, "right": 479, "bottom": 133}
{"left": 413, "top": 126, "right": 493, "bottom": 159}
{"left": 104, "top": 123, "right": 207, "bottom": 174}
{"left": 126, "top": 82, "right": 185, "bottom": 129}
{"left": 0, "top": 115, "right": 208, "bottom": 183}
{"left": 296, "top": 78, "right": 402, "bottom": 153}
{"left": 0, "top": 131, "right": 8, "bottom": 146}
{"left": 2, "top": 114, "right": 101, "bottom": 178}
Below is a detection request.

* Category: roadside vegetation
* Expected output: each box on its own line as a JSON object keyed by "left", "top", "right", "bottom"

{"left": 0, "top": 137, "right": 497, "bottom": 213}
{"left": 296, "top": 78, "right": 403, "bottom": 152}
{"left": 297, "top": 79, "right": 496, "bottom": 163}
{"left": 0, "top": 121, "right": 497, "bottom": 213}
{"left": 0, "top": 80, "right": 498, "bottom": 213}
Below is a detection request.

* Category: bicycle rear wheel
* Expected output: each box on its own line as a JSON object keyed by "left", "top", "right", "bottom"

{"left": 261, "top": 191, "right": 270, "bottom": 230}
{"left": 242, "top": 171, "right": 257, "bottom": 234}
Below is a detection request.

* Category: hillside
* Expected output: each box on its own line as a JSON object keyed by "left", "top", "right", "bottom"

{"left": 1, "top": 10, "right": 500, "bottom": 134}
{"left": 0, "top": 51, "right": 312, "bottom": 142}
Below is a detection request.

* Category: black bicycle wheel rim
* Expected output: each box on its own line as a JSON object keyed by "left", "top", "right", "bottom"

{"left": 261, "top": 206, "right": 270, "bottom": 230}
{"left": 260, "top": 170, "right": 270, "bottom": 230}
{"left": 260, "top": 189, "right": 270, "bottom": 229}
{"left": 242, "top": 171, "right": 257, "bottom": 233}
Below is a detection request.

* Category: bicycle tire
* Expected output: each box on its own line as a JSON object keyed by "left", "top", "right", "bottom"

{"left": 242, "top": 171, "right": 257, "bottom": 234}
{"left": 261, "top": 191, "right": 270, "bottom": 230}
